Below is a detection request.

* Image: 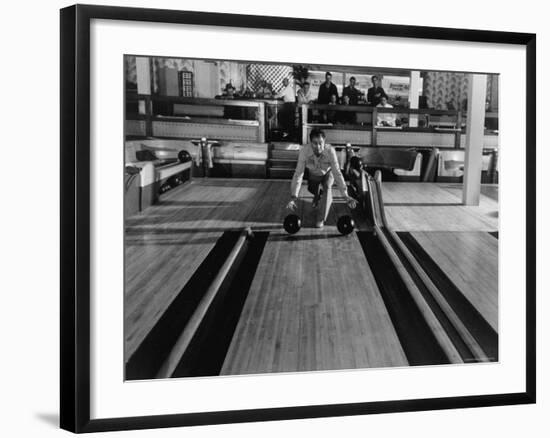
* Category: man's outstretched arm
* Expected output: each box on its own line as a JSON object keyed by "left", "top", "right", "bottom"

{"left": 287, "top": 148, "right": 307, "bottom": 211}
{"left": 290, "top": 148, "right": 306, "bottom": 199}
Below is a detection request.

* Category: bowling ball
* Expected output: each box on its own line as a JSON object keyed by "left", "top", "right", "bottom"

{"left": 283, "top": 214, "right": 301, "bottom": 234}
{"left": 178, "top": 150, "right": 192, "bottom": 163}
{"left": 337, "top": 215, "right": 355, "bottom": 235}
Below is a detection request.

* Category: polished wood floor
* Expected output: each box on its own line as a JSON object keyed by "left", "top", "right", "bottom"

{"left": 410, "top": 231, "right": 498, "bottom": 332}
{"left": 220, "top": 228, "right": 408, "bottom": 375}
{"left": 125, "top": 179, "right": 498, "bottom": 373}
{"left": 383, "top": 183, "right": 498, "bottom": 231}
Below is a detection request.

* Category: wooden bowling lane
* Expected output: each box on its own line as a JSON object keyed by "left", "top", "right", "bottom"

{"left": 125, "top": 178, "right": 358, "bottom": 362}
{"left": 241, "top": 180, "right": 291, "bottom": 230}
{"left": 220, "top": 229, "right": 408, "bottom": 376}
{"left": 125, "top": 230, "right": 223, "bottom": 360}
{"left": 125, "top": 179, "right": 274, "bottom": 360}
{"left": 403, "top": 231, "right": 498, "bottom": 333}
{"left": 382, "top": 183, "right": 498, "bottom": 231}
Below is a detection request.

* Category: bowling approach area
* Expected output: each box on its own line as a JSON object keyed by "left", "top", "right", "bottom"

{"left": 124, "top": 176, "right": 498, "bottom": 380}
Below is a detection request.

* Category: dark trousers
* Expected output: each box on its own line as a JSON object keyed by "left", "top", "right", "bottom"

{"left": 278, "top": 103, "right": 296, "bottom": 136}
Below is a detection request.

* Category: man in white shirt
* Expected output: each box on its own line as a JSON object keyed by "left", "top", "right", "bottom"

{"left": 376, "top": 96, "right": 396, "bottom": 127}
{"left": 296, "top": 81, "right": 313, "bottom": 104}
{"left": 276, "top": 77, "right": 296, "bottom": 138}
{"left": 276, "top": 77, "right": 296, "bottom": 102}
{"left": 287, "top": 128, "right": 357, "bottom": 228}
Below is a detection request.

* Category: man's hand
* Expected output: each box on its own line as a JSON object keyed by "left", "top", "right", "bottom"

{"left": 286, "top": 198, "right": 298, "bottom": 211}
{"left": 346, "top": 196, "right": 358, "bottom": 209}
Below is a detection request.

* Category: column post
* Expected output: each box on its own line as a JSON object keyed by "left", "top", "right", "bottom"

{"left": 462, "top": 74, "right": 487, "bottom": 205}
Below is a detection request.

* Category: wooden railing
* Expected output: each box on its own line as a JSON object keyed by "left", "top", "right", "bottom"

{"left": 125, "top": 93, "right": 498, "bottom": 148}
{"left": 299, "top": 103, "right": 469, "bottom": 147}
{"left": 126, "top": 94, "right": 267, "bottom": 142}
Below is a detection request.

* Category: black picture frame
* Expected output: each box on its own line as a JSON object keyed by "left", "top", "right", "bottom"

{"left": 60, "top": 4, "right": 536, "bottom": 433}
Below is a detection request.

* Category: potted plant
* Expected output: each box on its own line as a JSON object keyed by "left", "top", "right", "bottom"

{"left": 292, "top": 65, "right": 309, "bottom": 87}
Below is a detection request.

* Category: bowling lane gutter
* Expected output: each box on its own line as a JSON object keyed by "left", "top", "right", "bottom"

{"left": 125, "top": 231, "right": 241, "bottom": 380}
{"left": 171, "top": 231, "right": 269, "bottom": 378}
{"left": 357, "top": 176, "right": 461, "bottom": 364}
{"left": 364, "top": 176, "right": 494, "bottom": 364}
{"left": 397, "top": 231, "right": 498, "bottom": 361}
{"left": 379, "top": 227, "right": 488, "bottom": 363}
{"left": 156, "top": 229, "right": 253, "bottom": 379}
{"left": 357, "top": 231, "right": 452, "bottom": 366}
{"left": 125, "top": 228, "right": 268, "bottom": 380}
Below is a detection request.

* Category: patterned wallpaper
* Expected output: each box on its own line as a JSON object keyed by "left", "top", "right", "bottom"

{"left": 423, "top": 72, "right": 469, "bottom": 110}
{"left": 423, "top": 72, "right": 498, "bottom": 110}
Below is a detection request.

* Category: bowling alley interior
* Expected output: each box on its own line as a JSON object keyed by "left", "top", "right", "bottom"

{"left": 124, "top": 55, "right": 499, "bottom": 380}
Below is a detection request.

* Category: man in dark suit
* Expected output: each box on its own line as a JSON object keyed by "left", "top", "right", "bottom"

{"left": 366, "top": 75, "right": 388, "bottom": 107}
{"left": 317, "top": 72, "right": 339, "bottom": 104}
{"left": 342, "top": 76, "right": 362, "bottom": 105}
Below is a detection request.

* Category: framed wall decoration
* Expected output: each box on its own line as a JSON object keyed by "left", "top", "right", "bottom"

{"left": 60, "top": 4, "right": 536, "bottom": 433}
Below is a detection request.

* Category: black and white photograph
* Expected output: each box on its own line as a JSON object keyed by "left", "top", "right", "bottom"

{"left": 123, "top": 55, "right": 500, "bottom": 380}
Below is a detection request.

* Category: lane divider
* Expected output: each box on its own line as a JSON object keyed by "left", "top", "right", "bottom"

{"left": 398, "top": 231, "right": 498, "bottom": 361}
{"left": 357, "top": 231, "right": 452, "bottom": 365}
{"left": 125, "top": 231, "right": 241, "bottom": 380}
{"left": 157, "top": 228, "right": 253, "bottom": 379}
{"left": 366, "top": 174, "right": 496, "bottom": 363}
{"left": 385, "top": 227, "right": 489, "bottom": 362}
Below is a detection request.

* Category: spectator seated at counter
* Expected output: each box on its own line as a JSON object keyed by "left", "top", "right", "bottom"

{"left": 376, "top": 96, "right": 396, "bottom": 127}
{"left": 324, "top": 94, "right": 339, "bottom": 123}
{"left": 338, "top": 94, "right": 357, "bottom": 125}
{"left": 218, "top": 83, "right": 255, "bottom": 121}
{"left": 317, "top": 94, "right": 357, "bottom": 125}
{"left": 257, "top": 80, "right": 274, "bottom": 98}
{"left": 217, "top": 82, "right": 237, "bottom": 99}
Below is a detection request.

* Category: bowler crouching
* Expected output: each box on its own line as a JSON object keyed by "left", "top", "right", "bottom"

{"left": 287, "top": 128, "right": 357, "bottom": 228}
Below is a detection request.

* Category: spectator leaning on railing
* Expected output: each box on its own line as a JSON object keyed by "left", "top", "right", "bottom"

{"left": 376, "top": 96, "right": 396, "bottom": 127}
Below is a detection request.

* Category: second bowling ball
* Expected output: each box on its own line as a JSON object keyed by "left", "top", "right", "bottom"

{"left": 337, "top": 215, "right": 355, "bottom": 235}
